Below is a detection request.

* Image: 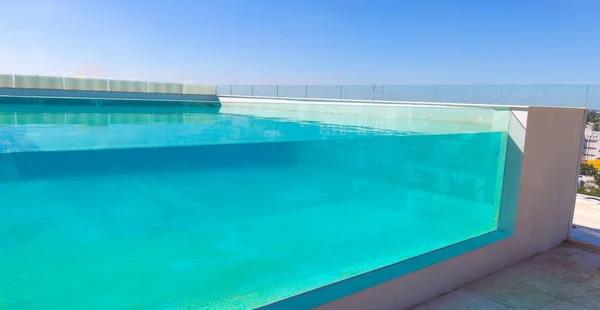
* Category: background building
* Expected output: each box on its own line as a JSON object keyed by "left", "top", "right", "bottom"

{"left": 582, "top": 123, "right": 600, "bottom": 166}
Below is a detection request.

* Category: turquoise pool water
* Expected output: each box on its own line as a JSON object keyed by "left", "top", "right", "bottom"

{"left": 0, "top": 103, "right": 508, "bottom": 309}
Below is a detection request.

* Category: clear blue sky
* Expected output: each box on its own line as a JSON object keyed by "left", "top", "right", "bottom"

{"left": 1, "top": 0, "right": 599, "bottom": 84}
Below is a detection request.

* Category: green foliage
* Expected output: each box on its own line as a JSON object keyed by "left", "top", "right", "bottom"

{"left": 580, "top": 163, "right": 598, "bottom": 176}
{"left": 577, "top": 186, "right": 600, "bottom": 197}
{"left": 595, "top": 123, "right": 600, "bottom": 131}
{"left": 587, "top": 111, "right": 600, "bottom": 123}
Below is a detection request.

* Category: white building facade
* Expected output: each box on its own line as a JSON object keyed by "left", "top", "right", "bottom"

{"left": 583, "top": 123, "right": 600, "bottom": 160}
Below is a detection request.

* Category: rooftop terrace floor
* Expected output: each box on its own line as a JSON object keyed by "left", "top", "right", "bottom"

{"left": 571, "top": 195, "right": 600, "bottom": 247}
{"left": 413, "top": 242, "right": 600, "bottom": 310}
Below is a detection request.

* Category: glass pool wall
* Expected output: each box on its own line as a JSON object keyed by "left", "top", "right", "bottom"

{"left": 0, "top": 97, "right": 516, "bottom": 309}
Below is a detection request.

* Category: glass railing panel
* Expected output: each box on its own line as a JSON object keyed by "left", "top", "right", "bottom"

{"left": 231, "top": 85, "right": 253, "bottom": 96}
{"left": 0, "top": 74, "right": 14, "bottom": 88}
{"left": 501, "top": 84, "right": 588, "bottom": 107}
{"left": 148, "top": 82, "right": 184, "bottom": 94}
{"left": 108, "top": 79, "right": 147, "bottom": 93}
{"left": 586, "top": 85, "right": 600, "bottom": 111}
{"left": 64, "top": 77, "right": 109, "bottom": 92}
{"left": 276, "top": 85, "right": 307, "bottom": 98}
{"left": 381, "top": 85, "right": 437, "bottom": 102}
{"left": 434, "top": 85, "right": 503, "bottom": 104}
{"left": 216, "top": 84, "right": 233, "bottom": 95}
{"left": 183, "top": 84, "right": 216, "bottom": 95}
{"left": 251, "top": 85, "right": 278, "bottom": 97}
{"left": 342, "top": 85, "right": 374, "bottom": 100}
{"left": 214, "top": 84, "right": 598, "bottom": 108}
{"left": 373, "top": 84, "right": 385, "bottom": 101}
{"left": 307, "top": 85, "right": 342, "bottom": 99}
{"left": 14, "top": 75, "right": 64, "bottom": 90}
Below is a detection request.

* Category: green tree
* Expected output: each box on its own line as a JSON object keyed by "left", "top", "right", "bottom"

{"left": 578, "top": 184, "right": 600, "bottom": 197}
{"left": 594, "top": 173, "right": 600, "bottom": 186}
{"left": 587, "top": 111, "right": 599, "bottom": 123}
{"left": 580, "top": 163, "right": 598, "bottom": 176}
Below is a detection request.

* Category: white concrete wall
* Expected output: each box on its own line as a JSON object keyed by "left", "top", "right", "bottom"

{"left": 316, "top": 107, "right": 586, "bottom": 310}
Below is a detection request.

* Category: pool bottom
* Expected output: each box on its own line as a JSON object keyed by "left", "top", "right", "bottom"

{"left": 0, "top": 164, "right": 499, "bottom": 309}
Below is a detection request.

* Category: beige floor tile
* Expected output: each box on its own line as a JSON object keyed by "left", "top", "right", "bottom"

{"left": 583, "top": 273, "right": 600, "bottom": 290}
{"left": 485, "top": 263, "right": 571, "bottom": 296}
{"left": 419, "top": 243, "right": 600, "bottom": 310}
{"left": 554, "top": 281, "right": 600, "bottom": 309}
{"left": 567, "top": 252, "right": 600, "bottom": 271}
{"left": 550, "top": 244, "right": 600, "bottom": 269}
{"left": 523, "top": 252, "right": 573, "bottom": 269}
{"left": 466, "top": 275, "right": 556, "bottom": 309}
{"left": 540, "top": 298, "right": 594, "bottom": 310}
{"left": 551, "top": 243, "right": 596, "bottom": 256}
{"left": 511, "top": 271, "right": 570, "bottom": 296}
{"left": 412, "top": 288, "right": 511, "bottom": 310}
{"left": 522, "top": 252, "right": 599, "bottom": 283}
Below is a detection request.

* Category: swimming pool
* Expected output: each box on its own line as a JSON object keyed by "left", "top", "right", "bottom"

{"left": 0, "top": 99, "right": 512, "bottom": 309}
